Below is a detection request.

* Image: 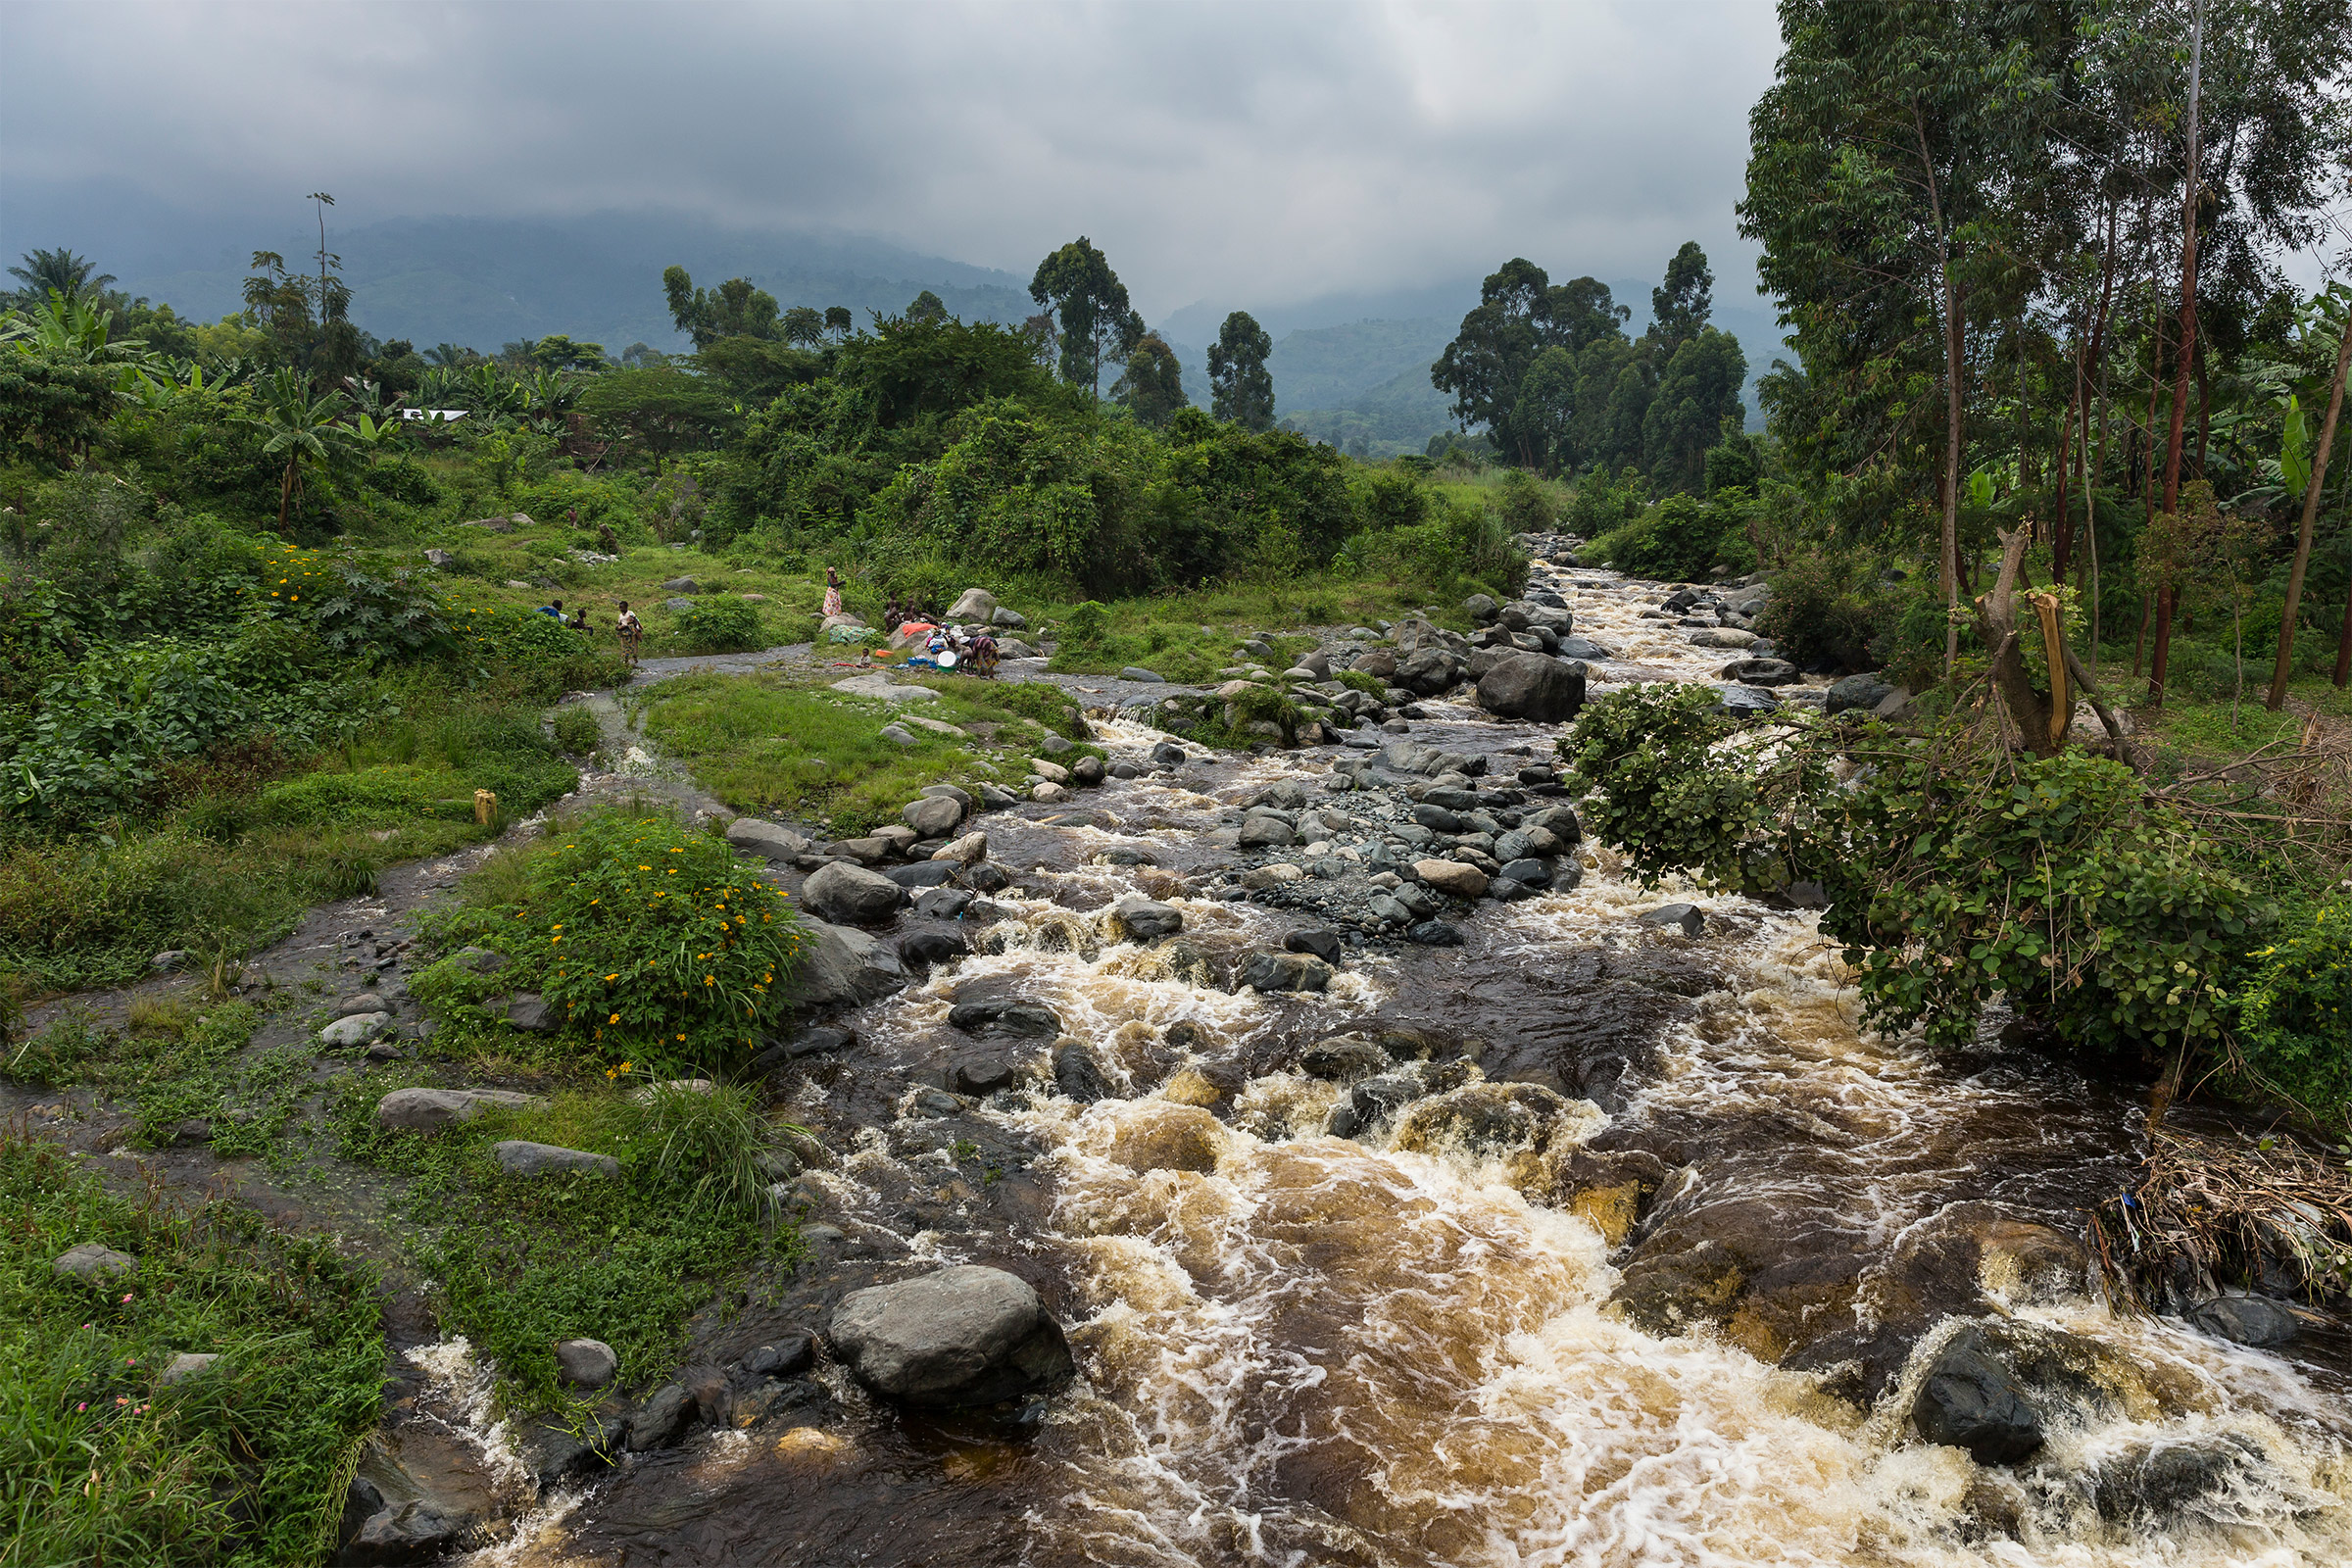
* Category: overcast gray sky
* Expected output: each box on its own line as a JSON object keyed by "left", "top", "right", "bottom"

{"left": 0, "top": 0, "right": 1783, "bottom": 319}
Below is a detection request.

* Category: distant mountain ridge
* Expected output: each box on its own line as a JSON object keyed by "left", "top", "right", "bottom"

{"left": 4, "top": 182, "right": 1780, "bottom": 447}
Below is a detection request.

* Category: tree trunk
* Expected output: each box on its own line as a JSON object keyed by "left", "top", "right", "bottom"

{"left": 277, "top": 460, "right": 296, "bottom": 533}
{"left": 2336, "top": 586, "right": 2352, "bottom": 688}
{"left": 1917, "top": 101, "right": 1963, "bottom": 676}
{"left": 2051, "top": 311, "right": 2085, "bottom": 584}
{"left": 2267, "top": 306, "right": 2352, "bottom": 709}
{"left": 2151, "top": 0, "right": 2204, "bottom": 705}
{"left": 1975, "top": 527, "right": 2060, "bottom": 757}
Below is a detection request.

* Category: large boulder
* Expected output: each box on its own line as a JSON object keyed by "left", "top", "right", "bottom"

{"left": 1106, "top": 899, "right": 1184, "bottom": 942}
{"left": 828, "top": 1265, "right": 1076, "bottom": 1407}
{"left": 902, "top": 796, "right": 964, "bottom": 838}
{"left": 947, "top": 999, "right": 1062, "bottom": 1036}
{"left": 375, "top": 1088, "right": 542, "bottom": 1131}
{"left": 2091, "top": 1435, "right": 2268, "bottom": 1526}
{"left": 1415, "top": 858, "right": 1491, "bottom": 900}
{"left": 2185, "top": 1294, "right": 2299, "bottom": 1348}
{"left": 555, "top": 1339, "right": 617, "bottom": 1390}
{"left": 801, "top": 861, "right": 905, "bottom": 925}
{"left": 793, "top": 918, "right": 911, "bottom": 1005}
{"left": 1909, "top": 1321, "right": 2115, "bottom": 1465}
{"left": 948, "top": 588, "right": 999, "bottom": 623}
{"left": 1689, "top": 627, "right": 1758, "bottom": 650}
{"left": 1235, "top": 951, "right": 1332, "bottom": 993}
{"left": 492, "top": 1141, "right": 619, "bottom": 1179}
{"left": 1476, "top": 653, "right": 1587, "bottom": 722}
{"left": 1826, "top": 673, "right": 1897, "bottom": 714}
{"left": 725, "top": 818, "right": 809, "bottom": 860}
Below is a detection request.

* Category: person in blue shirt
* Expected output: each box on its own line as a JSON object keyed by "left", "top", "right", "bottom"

{"left": 540, "top": 598, "right": 565, "bottom": 620}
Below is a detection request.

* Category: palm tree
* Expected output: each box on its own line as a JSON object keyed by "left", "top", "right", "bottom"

{"left": 245, "top": 368, "right": 350, "bottom": 531}
{"left": 8, "top": 248, "right": 115, "bottom": 307}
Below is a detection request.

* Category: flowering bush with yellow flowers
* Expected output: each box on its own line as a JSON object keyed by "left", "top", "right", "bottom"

{"left": 493, "top": 812, "right": 805, "bottom": 1066}
{"left": 2230, "top": 893, "right": 2352, "bottom": 1129}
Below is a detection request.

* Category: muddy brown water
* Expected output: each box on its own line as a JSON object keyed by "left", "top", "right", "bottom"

{"left": 18, "top": 561, "right": 2350, "bottom": 1566}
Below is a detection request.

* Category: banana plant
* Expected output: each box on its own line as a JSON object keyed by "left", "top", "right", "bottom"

{"left": 242, "top": 368, "right": 352, "bottom": 531}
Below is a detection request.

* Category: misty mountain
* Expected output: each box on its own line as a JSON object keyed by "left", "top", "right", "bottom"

{"left": 2, "top": 182, "right": 1034, "bottom": 354}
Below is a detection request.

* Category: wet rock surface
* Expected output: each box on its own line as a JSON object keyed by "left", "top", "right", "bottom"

{"left": 829, "top": 1264, "right": 1077, "bottom": 1407}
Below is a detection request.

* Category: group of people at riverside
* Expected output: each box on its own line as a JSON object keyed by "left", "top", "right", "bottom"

{"left": 529, "top": 562, "right": 1001, "bottom": 672}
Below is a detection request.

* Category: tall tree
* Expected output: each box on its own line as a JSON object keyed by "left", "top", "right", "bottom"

{"left": 1642, "top": 328, "right": 1749, "bottom": 490}
{"left": 2148, "top": 0, "right": 2206, "bottom": 704}
{"left": 1741, "top": 0, "right": 2064, "bottom": 670}
{"left": 1206, "top": 310, "right": 1275, "bottom": 430}
{"left": 1029, "top": 237, "right": 1135, "bottom": 398}
{"left": 1432, "top": 259, "right": 1637, "bottom": 469}
{"left": 780, "top": 306, "right": 825, "bottom": 346}
{"left": 1649, "top": 241, "right": 1714, "bottom": 349}
{"left": 1111, "top": 332, "right": 1189, "bottom": 426}
{"left": 906, "top": 290, "right": 950, "bottom": 324}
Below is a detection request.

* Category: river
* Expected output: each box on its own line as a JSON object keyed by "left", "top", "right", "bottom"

{"left": 470, "top": 551, "right": 2351, "bottom": 1568}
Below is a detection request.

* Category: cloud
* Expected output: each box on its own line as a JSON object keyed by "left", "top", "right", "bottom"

{"left": 0, "top": 0, "right": 1780, "bottom": 316}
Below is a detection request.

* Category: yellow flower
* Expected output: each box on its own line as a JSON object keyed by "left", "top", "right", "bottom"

{"left": 605, "top": 973, "right": 618, "bottom": 981}
{"left": 609, "top": 1012, "right": 620, "bottom": 1023}
{"left": 705, "top": 975, "right": 714, "bottom": 985}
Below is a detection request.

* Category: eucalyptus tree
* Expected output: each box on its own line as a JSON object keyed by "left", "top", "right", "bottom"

{"left": 1111, "top": 332, "right": 1189, "bottom": 426}
{"left": 1740, "top": 0, "right": 2067, "bottom": 671}
{"left": 1029, "top": 237, "right": 1139, "bottom": 399}
{"left": 1206, "top": 311, "right": 1275, "bottom": 430}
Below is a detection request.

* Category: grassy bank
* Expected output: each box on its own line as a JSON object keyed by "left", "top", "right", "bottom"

{"left": 0, "top": 1131, "right": 385, "bottom": 1567}
{"left": 636, "top": 670, "right": 1096, "bottom": 835}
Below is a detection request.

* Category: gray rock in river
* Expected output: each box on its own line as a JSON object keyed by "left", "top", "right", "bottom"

{"left": 1910, "top": 1331, "right": 2046, "bottom": 1464}
{"left": 949, "top": 999, "right": 1063, "bottom": 1036}
{"left": 1298, "top": 1037, "right": 1390, "bottom": 1082}
{"left": 1235, "top": 951, "right": 1333, "bottom": 993}
{"left": 1826, "top": 673, "right": 1897, "bottom": 714}
{"left": 725, "top": 817, "right": 809, "bottom": 860}
{"left": 802, "top": 861, "right": 906, "bottom": 925}
{"left": 1476, "top": 651, "right": 1587, "bottom": 722}
{"left": 2090, "top": 1434, "right": 2269, "bottom": 1526}
{"left": 829, "top": 1264, "right": 1076, "bottom": 1407}
{"left": 625, "top": 1384, "right": 697, "bottom": 1451}
{"left": 556, "top": 1339, "right": 618, "bottom": 1389}
{"left": 2185, "top": 1294, "right": 2300, "bottom": 1347}
{"left": 902, "top": 795, "right": 965, "bottom": 837}
{"left": 793, "top": 917, "right": 911, "bottom": 1005}
{"left": 1639, "top": 904, "right": 1705, "bottom": 938}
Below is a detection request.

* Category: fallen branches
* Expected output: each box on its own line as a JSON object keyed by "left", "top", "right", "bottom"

{"left": 2093, "top": 1124, "right": 2352, "bottom": 1311}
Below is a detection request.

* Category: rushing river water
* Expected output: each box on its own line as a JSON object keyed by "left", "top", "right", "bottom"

{"left": 477, "top": 556, "right": 2351, "bottom": 1568}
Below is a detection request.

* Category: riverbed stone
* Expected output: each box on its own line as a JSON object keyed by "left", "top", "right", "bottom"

{"left": 319, "top": 1011, "right": 394, "bottom": 1047}
{"left": 2091, "top": 1435, "right": 2268, "bottom": 1525}
{"left": 1053, "top": 1042, "right": 1109, "bottom": 1102}
{"left": 494, "top": 1141, "right": 619, "bottom": 1179}
{"left": 794, "top": 917, "right": 911, "bottom": 1005}
{"left": 1476, "top": 652, "right": 1587, "bottom": 722}
{"left": 725, "top": 817, "right": 809, "bottom": 860}
{"left": 931, "top": 830, "right": 989, "bottom": 865}
{"left": 898, "top": 930, "right": 968, "bottom": 967}
{"left": 1236, "top": 951, "right": 1333, "bottom": 993}
{"left": 333, "top": 991, "right": 388, "bottom": 1018}
{"left": 53, "top": 1243, "right": 137, "bottom": 1284}
{"left": 1298, "top": 1037, "right": 1390, "bottom": 1082}
{"left": 948, "top": 999, "right": 1063, "bottom": 1037}
{"left": 1239, "top": 814, "right": 1296, "bottom": 848}
{"left": 948, "top": 587, "right": 999, "bottom": 622}
{"left": 375, "top": 1087, "right": 543, "bottom": 1131}
{"left": 1827, "top": 673, "right": 1897, "bottom": 714}
{"left": 555, "top": 1339, "right": 618, "bottom": 1389}
{"left": 803, "top": 861, "right": 905, "bottom": 925}
{"left": 829, "top": 1265, "right": 1077, "bottom": 1407}
{"left": 1414, "top": 858, "right": 1490, "bottom": 899}
{"left": 1639, "top": 903, "right": 1705, "bottom": 938}
{"left": 506, "top": 994, "right": 558, "bottom": 1032}
{"left": 2185, "top": 1294, "right": 2300, "bottom": 1348}
{"left": 625, "top": 1384, "right": 697, "bottom": 1451}
{"left": 1909, "top": 1326, "right": 2048, "bottom": 1464}
{"left": 1107, "top": 899, "right": 1184, "bottom": 942}
{"left": 1283, "top": 928, "right": 1344, "bottom": 963}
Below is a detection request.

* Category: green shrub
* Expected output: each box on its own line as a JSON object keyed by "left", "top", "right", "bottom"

{"left": 257, "top": 764, "right": 474, "bottom": 824}
{"left": 1494, "top": 469, "right": 1560, "bottom": 532}
{"left": 641, "top": 1077, "right": 773, "bottom": 1214}
{"left": 428, "top": 811, "right": 806, "bottom": 1068}
{"left": 1757, "top": 547, "right": 1905, "bottom": 675}
{"left": 2229, "top": 894, "right": 2352, "bottom": 1128}
{"left": 670, "top": 596, "right": 763, "bottom": 654}
{"left": 1563, "top": 685, "right": 2272, "bottom": 1060}
{"left": 550, "top": 704, "right": 602, "bottom": 756}
{"left": 1595, "top": 494, "right": 1738, "bottom": 582}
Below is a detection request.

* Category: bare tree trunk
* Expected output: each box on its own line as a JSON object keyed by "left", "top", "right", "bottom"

{"left": 2052, "top": 310, "right": 2085, "bottom": 584}
{"left": 277, "top": 461, "right": 296, "bottom": 533}
{"left": 2151, "top": 0, "right": 2204, "bottom": 705}
{"left": 1976, "top": 527, "right": 2060, "bottom": 758}
{"left": 2267, "top": 307, "right": 2352, "bottom": 709}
